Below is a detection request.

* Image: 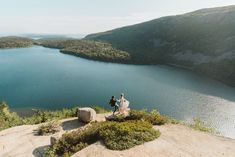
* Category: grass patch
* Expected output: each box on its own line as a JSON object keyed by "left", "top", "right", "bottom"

{"left": 109, "top": 110, "right": 168, "bottom": 125}
{"left": 189, "top": 118, "right": 214, "bottom": 133}
{"left": 165, "top": 116, "right": 181, "bottom": 124}
{"left": 0, "top": 101, "right": 77, "bottom": 131}
{"left": 127, "top": 110, "right": 168, "bottom": 125}
{"left": 45, "top": 120, "right": 160, "bottom": 156}
{"left": 37, "top": 121, "right": 61, "bottom": 135}
{"left": 91, "top": 106, "right": 110, "bottom": 114}
{"left": 22, "top": 108, "right": 78, "bottom": 125}
{"left": 0, "top": 102, "right": 112, "bottom": 131}
{"left": 99, "top": 121, "right": 160, "bottom": 150}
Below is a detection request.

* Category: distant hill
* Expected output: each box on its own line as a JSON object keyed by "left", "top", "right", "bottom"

{"left": 86, "top": 5, "right": 235, "bottom": 86}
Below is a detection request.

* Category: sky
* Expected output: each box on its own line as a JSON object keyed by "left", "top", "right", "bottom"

{"left": 0, "top": 0, "right": 234, "bottom": 36}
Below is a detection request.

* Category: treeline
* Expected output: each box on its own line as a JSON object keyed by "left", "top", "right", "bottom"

{"left": 0, "top": 36, "right": 34, "bottom": 49}
{"left": 0, "top": 37, "right": 131, "bottom": 63}
{"left": 38, "top": 39, "right": 131, "bottom": 62}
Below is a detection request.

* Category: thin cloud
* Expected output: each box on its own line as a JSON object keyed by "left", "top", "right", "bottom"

{"left": 0, "top": 14, "right": 165, "bottom": 35}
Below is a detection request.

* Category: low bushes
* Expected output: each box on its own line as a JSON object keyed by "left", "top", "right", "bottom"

{"left": 0, "top": 102, "right": 114, "bottom": 131}
{"left": 189, "top": 118, "right": 214, "bottom": 133}
{"left": 0, "top": 101, "right": 77, "bottom": 130}
{"left": 0, "top": 102, "right": 23, "bottom": 130}
{"left": 99, "top": 121, "right": 160, "bottom": 150}
{"left": 23, "top": 108, "right": 78, "bottom": 125}
{"left": 37, "top": 121, "right": 61, "bottom": 135}
{"left": 91, "top": 105, "right": 110, "bottom": 113}
{"left": 128, "top": 110, "right": 168, "bottom": 125}
{"left": 45, "top": 120, "right": 160, "bottom": 157}
{"left": 110, "top": 110, "right": 168, "bottom": 125}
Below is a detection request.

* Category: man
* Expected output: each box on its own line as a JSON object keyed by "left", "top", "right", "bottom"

{"left": 109, "top": 96, "right": 119, "bottom": 115}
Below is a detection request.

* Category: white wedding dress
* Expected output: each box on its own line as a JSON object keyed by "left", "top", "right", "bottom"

{"left": 119, "top": 97, "right": 129, "bottom": 113}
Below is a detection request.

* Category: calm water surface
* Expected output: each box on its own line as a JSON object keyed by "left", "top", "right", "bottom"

{"left": 0, "top": 46, "right": 235, "bottom": 138}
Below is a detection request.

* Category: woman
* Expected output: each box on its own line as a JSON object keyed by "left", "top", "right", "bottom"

{"left": 118, "top": 93, "right": 129, "bottom": 114}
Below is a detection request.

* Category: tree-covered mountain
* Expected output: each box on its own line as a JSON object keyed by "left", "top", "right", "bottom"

{"left": 85, "top": 5, "right": 235, "bottom": 86}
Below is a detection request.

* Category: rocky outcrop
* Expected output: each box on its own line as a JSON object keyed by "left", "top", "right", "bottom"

{"left": 72, "top": 124, "right": 235, "bottom": 157}
{"left": 1, "top": 115, "right": 235, "bottom": 157}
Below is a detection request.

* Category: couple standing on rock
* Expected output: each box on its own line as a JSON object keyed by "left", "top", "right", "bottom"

{"left": 109, "top": 93, "right": 130, "bottom": 115}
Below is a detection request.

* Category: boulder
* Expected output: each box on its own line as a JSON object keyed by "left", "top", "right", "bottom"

{"left": 78, "top": 107, "right": 96, "bottom": 123}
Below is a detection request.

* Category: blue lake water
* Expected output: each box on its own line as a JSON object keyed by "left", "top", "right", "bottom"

{"left": 0, "top": 46, "right": 235, "bottom": 138}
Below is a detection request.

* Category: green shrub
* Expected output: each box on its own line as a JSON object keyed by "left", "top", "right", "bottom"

{"left": 0, "top": 102, "right": 77, "bottom": 130}
{"left": 108, "top": 114, "right": 127, "bottom": 122}
{"left": 45, "top": 120, "right": 160, "bottom": 156}
{"left": 49, "top": 123, "right": 101, "bottom": 156}
{"left": 167, "top": 117, "right": 181, "bottom": 124}
{"left": 22, "top": 107, "right": 78, "bottom": 125}
{"left": 37, "top": 121, "right": 61, "bottom": 135}
{"left": 189, "top": 118, "right": 214, "bottom": 133}
{"left": 45, "top": 142, "right": 88, "bottom": 157}
{"left": 0, "top": 101, "right": 23, "bottom": 130}
{"left": 99, "top": 121, "right": 160, "bottom": 150}
{"left": 91, "top": 106, "right": 110, "bottom": 113}
{"left": 126, "top": 110, "right": 168, "bottom": 125}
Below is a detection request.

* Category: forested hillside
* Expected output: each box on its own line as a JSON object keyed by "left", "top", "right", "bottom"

{"left": 38, "top": 39, "right": 130, "bottom": 62}
{"left": 86, "top": 5, "right": 235, "bottom": 86}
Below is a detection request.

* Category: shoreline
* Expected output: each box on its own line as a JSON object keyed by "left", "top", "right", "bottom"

{"left": 0, "top": 42, "right": 234, "bottom": 87}
{"left": 36, "top": 44, "right": 235, "bottom": 88}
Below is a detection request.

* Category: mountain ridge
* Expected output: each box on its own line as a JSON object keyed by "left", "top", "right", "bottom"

{"left": 85, "top": 5, "right": 235, "bottom": 86}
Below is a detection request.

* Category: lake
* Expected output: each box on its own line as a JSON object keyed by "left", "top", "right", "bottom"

{"left": 0, "top": 46, "right": 235, "bottom": 139}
